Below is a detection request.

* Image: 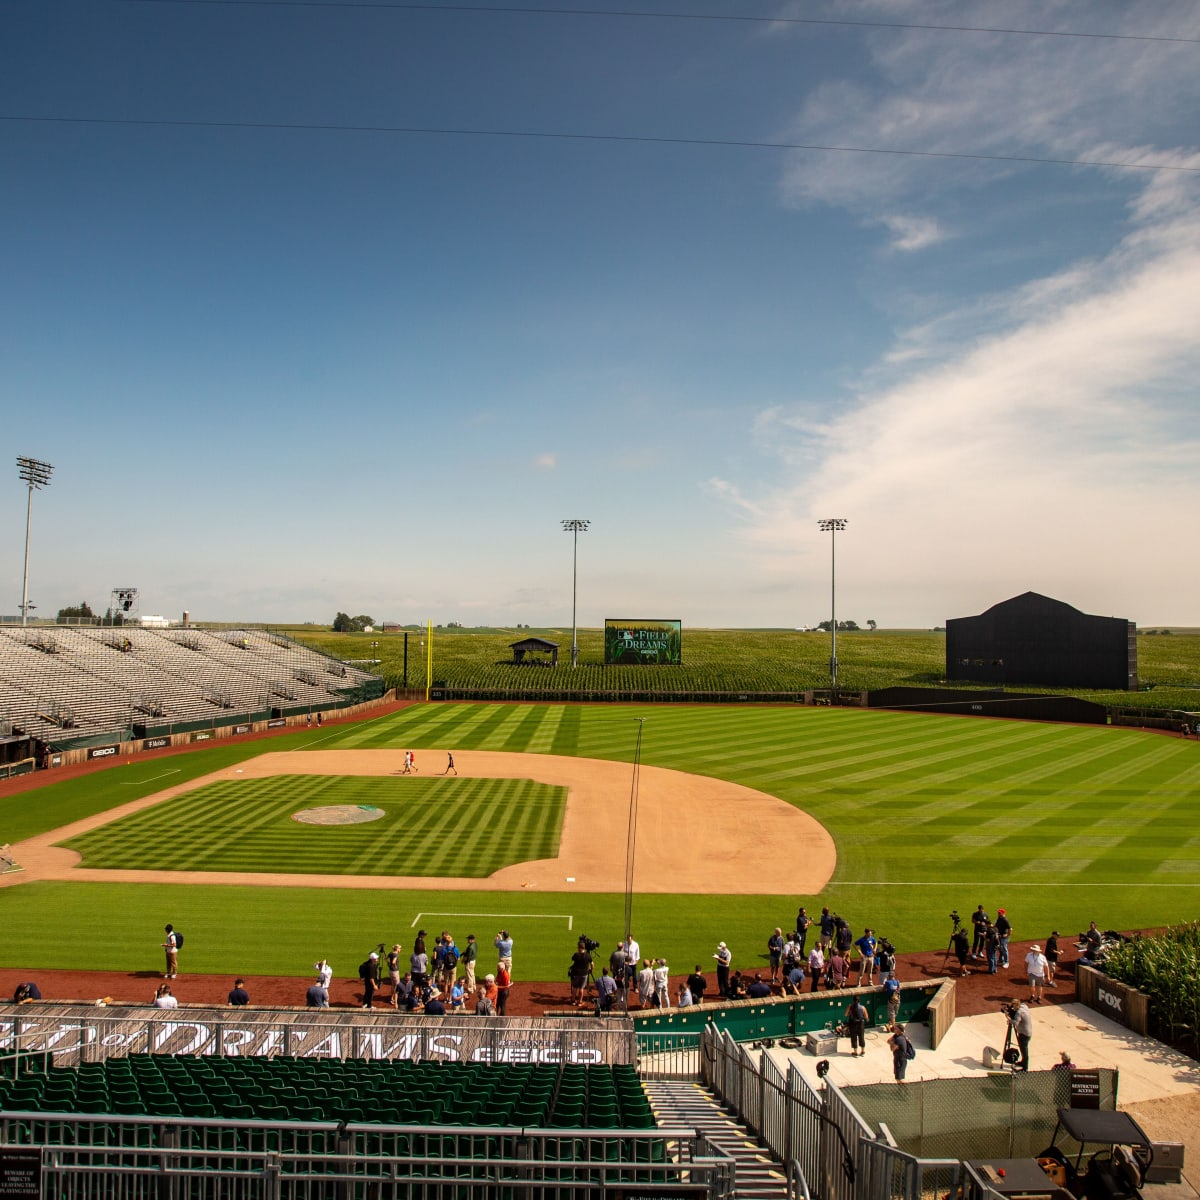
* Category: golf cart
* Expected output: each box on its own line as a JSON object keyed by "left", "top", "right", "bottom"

{"left": 1037, "top": 1108, "right": 1153, "bottom": 1199}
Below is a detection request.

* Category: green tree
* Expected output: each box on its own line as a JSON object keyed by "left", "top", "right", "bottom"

{"left": 56, "top": 601, "right": 95, "bottom": 624}
{"left": 867, "top": 620, "right": 877, "bottom": 631}
{"left": 332, "top": 612, "right": 376, "bottom": 632}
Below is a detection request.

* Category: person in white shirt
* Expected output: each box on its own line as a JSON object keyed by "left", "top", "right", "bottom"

{"left": 153, "top": 984, "right": 178, "bottom": 1009}
{"left": 653, "top": 958, "right": 671, "bottom": 1009}
{"left": 1025, "top": 944, "right": 1049, "bottom": 1003}
{"left": 314, "top": 959, "right": 333, "bottom": 989}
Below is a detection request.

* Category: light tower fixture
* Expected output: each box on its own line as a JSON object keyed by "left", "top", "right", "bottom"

{"left": 561, "top": 518, "right": 590, "bottom": 668}
{"left": 817, "top": 518, "right": 848, "bottom": 696}
{"left": 17, "top": 456, "right": 54, "bottom": 628}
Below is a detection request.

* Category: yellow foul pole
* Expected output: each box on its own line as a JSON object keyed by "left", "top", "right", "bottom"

{"left": 425, "top": 620, "right": 433, "bottom": 701}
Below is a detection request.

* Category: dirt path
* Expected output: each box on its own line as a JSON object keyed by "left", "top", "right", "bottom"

{"left": 1, "top": 749, "right": 836, "bottom": 895}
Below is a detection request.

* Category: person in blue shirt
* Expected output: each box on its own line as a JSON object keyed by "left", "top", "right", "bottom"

{"left": 882, "top": 971, "right": 901, "bottom": 1027}
{"left": 854, "top": 929, "right": 877, "bottom": 986}
{"left": 494, "top": 931, "right": 513, "bottom": 975}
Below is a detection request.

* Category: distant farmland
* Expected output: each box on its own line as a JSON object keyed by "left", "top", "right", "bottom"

{"left": 285, "top": 626, "right": 1200, "bottom": 711}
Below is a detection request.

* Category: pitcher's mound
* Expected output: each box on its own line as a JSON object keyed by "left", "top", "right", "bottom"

{"left": 292, "top": 805, "right": 385, "bottom": 826}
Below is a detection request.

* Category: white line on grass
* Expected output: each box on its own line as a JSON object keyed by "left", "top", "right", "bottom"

{"left": 835, "top": 881, "right": 1200, "bottom": 887}
{"left": 119, "top": 770, "right": 181, "bottom": 785}
{"left": 412, "top": 912, "right": 574, "bottom": 929}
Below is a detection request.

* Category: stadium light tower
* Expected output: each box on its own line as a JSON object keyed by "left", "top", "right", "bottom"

{"left": 17, "top": 456, "right": 53, "bottom": 628}
{"left": 561, "top": 519, "right": 590, "bottom": 668}
{"left": 818, "top": 518, "right": 848, "bottom": 696}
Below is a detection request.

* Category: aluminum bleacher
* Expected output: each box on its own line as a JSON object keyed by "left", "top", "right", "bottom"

{"left": 0, "top": 626, "right": 383, "bottom": 749}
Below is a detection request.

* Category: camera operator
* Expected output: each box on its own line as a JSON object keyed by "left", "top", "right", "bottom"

{"left": 1005, "top": 998, "right": 1033, "bottom": 1071}
{"left": 569, "top": 939, "right": 593, "bottom": 1007}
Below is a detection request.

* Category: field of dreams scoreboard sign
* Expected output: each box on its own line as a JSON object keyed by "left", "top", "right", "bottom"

{"left": 603, "top": 620, "right": 682, "bottom": 665}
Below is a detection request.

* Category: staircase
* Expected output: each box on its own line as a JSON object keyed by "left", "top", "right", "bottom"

{"left": 643, "top": 1079, "right": 790, "bottom": 1199}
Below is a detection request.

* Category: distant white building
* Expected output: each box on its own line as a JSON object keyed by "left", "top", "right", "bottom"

{"left": 139, "top": 614, "right": 171, "bottom": 628}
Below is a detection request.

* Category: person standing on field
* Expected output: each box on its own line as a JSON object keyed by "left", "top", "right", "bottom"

{"left": 162, "top": 925, "right": 178, "bottom": 979}
{"left": 460, "top": 934, "right": 478, "bottom": 993}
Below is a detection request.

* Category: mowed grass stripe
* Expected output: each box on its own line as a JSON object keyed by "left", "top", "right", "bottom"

{"left": 61, "top": 775, "right": 567, "bottom": 878}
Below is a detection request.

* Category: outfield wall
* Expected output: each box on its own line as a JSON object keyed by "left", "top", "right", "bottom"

{"left": 39, "top": 691, "right": 397, "bottom": 769}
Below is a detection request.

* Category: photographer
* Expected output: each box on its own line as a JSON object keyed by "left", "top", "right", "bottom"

{"left": 1005, "top": 998, "right": 1033, "bottom": 1071}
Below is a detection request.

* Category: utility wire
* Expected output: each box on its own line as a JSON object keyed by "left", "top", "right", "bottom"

{"left": 115, "top": 0, "right": 1200, "bottom": 47}
{"left": 3, "top": 113, "right": 1197, "bottom": 173}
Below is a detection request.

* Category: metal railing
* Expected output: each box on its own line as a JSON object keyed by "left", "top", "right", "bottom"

{"left": 3, "top": 1113, "right": 736, "bottom": 1200}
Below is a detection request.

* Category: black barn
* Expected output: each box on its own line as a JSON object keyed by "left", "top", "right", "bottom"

{"left": 946, "top": 592, "right": 1137, "bottom": 691}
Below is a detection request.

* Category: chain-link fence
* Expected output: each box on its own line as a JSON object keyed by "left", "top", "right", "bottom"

{"left": 842, "top": 1068, "right": 1118, "bottom": 1160}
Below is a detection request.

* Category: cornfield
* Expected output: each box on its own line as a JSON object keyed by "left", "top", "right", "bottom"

{"left": 1103, "top": 922, "right": 1200, "bottom": 1058}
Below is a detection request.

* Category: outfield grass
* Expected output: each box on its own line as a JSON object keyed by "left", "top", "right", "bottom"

{"left": 2, "top": 703, "right": 1198, "bottom": 982}
{"left": 62, "top": 776, "right": 566, "bottom": 877}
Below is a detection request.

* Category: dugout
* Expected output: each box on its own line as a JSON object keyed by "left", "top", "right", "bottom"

{"left": 946, "top": 592, "right": 1137, "bottom": 691}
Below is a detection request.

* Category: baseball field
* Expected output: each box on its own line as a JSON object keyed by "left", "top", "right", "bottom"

{"left": 1, "top": 702, "right": 1198, "bottom": 983}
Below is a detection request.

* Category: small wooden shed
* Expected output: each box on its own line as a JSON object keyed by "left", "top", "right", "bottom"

{"left": 511, "top": 637, "right": 559, "bottom": 666}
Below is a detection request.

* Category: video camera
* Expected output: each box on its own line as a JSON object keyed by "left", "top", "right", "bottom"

{"left": 580, "top": 935, "right": 600, "bottom": 953}
{"left": 949, "top": 910, "right": 961, "bottom": 931}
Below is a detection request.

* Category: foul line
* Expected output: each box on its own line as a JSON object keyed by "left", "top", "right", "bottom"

{"left": 412, "top": 911, "right": 574, "bottom": 930}
{"left": 835, "top": 881, "right": 1200, "bottom": 887}
{"left": 119, "top": 770, "right": 181, "bottom": 786}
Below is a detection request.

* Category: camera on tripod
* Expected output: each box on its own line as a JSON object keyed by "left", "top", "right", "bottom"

{"left": 949, "top": 910, "right": 961, "bottom": 932}
{"left": 580, "top": 935, "right": 600, "bottom": 953}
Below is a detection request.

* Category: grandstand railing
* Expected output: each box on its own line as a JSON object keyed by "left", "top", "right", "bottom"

{"left": 1, "top": 1113, "right": 736, "bottom": 1200}
{"left": 0, "top": 1006, "right": 636, "bottom": 1069}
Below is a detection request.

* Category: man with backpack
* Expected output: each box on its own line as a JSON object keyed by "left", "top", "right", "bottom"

{"left": 161, "top": 925, "right": 181, "bottom": 978}
{"left": 888, "top": 1023, "right": 916, "bottom": 1081}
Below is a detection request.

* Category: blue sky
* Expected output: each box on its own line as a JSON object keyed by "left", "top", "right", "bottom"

{"left": 3, "top": 1, "right": 1198, "bottom": 628}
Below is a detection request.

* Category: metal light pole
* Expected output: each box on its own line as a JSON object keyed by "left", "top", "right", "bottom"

{"left": 623, "top": 717, "right": 645, "bottom": 1011}
{"left": 818, "top": 518, "right": 847, "bottom": 697}
{"left": 17, "top": 456, "right": 53, "bottom": 628}
{"left": 561, "top": 519, "right": 589, "bottom": 668}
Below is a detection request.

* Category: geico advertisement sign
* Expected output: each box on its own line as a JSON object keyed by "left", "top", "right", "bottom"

{"left": 0, "top": 1019, "right": 604, "bottom": 1065}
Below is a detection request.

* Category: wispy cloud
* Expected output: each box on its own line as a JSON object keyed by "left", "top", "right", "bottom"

{"left": 715, "top": 166, "right": 1200, "bottom": 620}
{"left": 877, "top": 213, "right": 947, "bottom": 251}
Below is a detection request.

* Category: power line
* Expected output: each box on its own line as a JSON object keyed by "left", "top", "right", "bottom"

{"left": 116, "top": 0, "right": 1200, "bottom": 47}
{"left": 4, "top": 112, "right": 1198, "bottom": 173}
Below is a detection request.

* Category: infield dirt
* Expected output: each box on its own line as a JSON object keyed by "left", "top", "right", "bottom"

{"left": 1, "top": 749, "right": 836, "bottom": 895}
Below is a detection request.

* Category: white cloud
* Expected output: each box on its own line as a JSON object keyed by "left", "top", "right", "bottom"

{"left": 714, "top": 170, "right": 1200, "bottom": 623}
{"left": 534, "top": 453, "right": 557, "bottom": 469}
{"left": 877, "top": 213, "right": 948, "bottom": 251}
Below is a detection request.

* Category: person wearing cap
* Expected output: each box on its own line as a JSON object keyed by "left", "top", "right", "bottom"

{"left": 994, "top": 908, "right": 1012, "bottom": 968}
{"left": 1025, "top": 942, "right": 1048, "bottom": 1002}
{"left": 483, "top": 973, "right": 499, "bottom": 1007}
{"left": 227, "top": 978, "right": 250, "bottom": 1006}
{"left": 713, "top": 941, "right": 732, "bottom": 997}
{"left": 358, "top": 952, "right": 380, "bottom": 1008}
